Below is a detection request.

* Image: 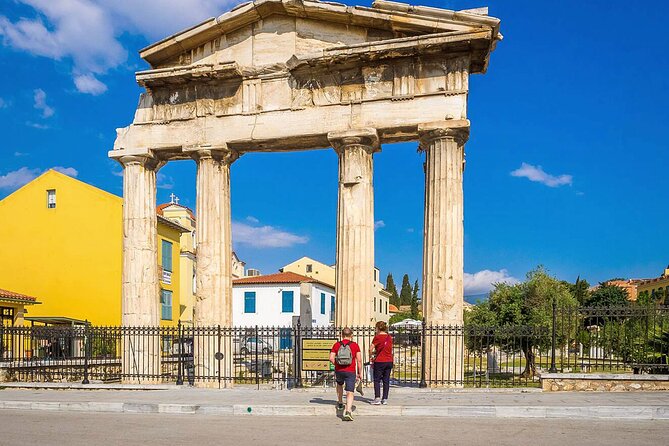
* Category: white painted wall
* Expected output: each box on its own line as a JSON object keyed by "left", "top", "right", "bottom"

{"left": 233, "top": 282, "right": 335, "bottom": 327}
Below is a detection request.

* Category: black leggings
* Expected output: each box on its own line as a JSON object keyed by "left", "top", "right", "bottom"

{"left": 373, "top": 361, "right": 393, "bottom": 400}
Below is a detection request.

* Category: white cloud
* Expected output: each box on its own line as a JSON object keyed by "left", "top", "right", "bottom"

{"left": 511, "top": 162, "right": 572, "bottom": 187}
{"left": 0, "top": 165, "right": 78, "bottom": 190}
{"left": 464, "top": 269, "right": 519, "bottom": 295}
{"left": 246, "top": 215, "right": 260, "bottom": 224}
{"left": 0, "top": 167, "right": 41, "bottom": 190}
{"left": 73, "top": 74, "right": 107, "bottom": 95}
{"left": 406, "top": 228, "right": 415, "bottom": 233}
{"left": 374, "top": 220, "right": 385, "bottom": 230}
{"left": 33, "top": 89, "right": 54, "bottom": 118}
{"left": 52, "top": 166, "right": 78, "bottom": 177}
{"left": 14, "top": 151, "right": 28, "bottom": 157}
{"left": 104, "top": 1, "right": 237, "bottom": 41}
{"left": 0, "top": 97, "right": 8, "bottom": 109}
{"left": 0, "top": 1, "right": 239, "bottom": 94}
{"left": 233, "top": 221, "right": 308, "bottom": 248}
{"left": 26, "top": 121, "right": 49, "bottom": 129}
{"left": 157, "top": 172, "right": 174, "bottom": 190}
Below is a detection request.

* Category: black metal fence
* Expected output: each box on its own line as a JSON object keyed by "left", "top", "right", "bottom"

{"left": 0, "top": 306, "right": 667, "bottom": 388}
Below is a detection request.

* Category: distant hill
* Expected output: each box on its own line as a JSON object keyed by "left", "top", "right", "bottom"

{"left": 464, "top": 293, "right": 488, "bottom": 305}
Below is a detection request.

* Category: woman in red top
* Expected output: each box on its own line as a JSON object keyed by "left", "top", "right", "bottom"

{"left": 369, "top": 320, "right": 393, "bottom": 405}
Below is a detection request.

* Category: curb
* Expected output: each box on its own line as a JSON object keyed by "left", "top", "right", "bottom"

{"left": 0, "top": 382, "right": 543, "bottom": 393}
{"left": 0, "top": 383, "right": 176, "bottom": 391}
{"left": 1, "top": 401, "right": 668, "bottom": 420}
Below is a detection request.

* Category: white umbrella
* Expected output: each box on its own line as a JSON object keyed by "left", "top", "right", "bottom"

{"left": 391, "top": 318, "right": 422, "bottom": 328}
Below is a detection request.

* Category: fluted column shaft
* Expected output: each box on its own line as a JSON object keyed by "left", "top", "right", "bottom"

{"left": 419, "top": 123, "right": 469, "bottom": 386}
{"left": 329, "top": 129, "right": 379, "bottom": 328}
{"left": 120, "top": 154, "right": 162, "bottom": 383}
{"left": 121, "top": 155, "right": 161, "bottom": 327}
{"left": 420, "top": 125, "right": 469, "bottom": 325}
{"left": 193, "top": 149, "right": 238, "bottom": 387}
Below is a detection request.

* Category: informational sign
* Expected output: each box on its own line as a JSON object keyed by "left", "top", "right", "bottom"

{"left": 301, "top": 338, "right": 338, "bottom": 372}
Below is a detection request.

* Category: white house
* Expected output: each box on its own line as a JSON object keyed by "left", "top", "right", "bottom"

{"left": 232, "top": 271, "right": 335, "bottom": 327}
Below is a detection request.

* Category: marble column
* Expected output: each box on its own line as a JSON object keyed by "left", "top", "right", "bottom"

{"left": 328, "top": 129, "right": 379, "bottom": 328}
{"left": 119, "top": 154, "right": 162, "bottom": 382}
{"left": 418, "top": 122, "right": 469, "bottom": 386}
{"left": 192, "top": 149, "right": 238, "bottom": 387}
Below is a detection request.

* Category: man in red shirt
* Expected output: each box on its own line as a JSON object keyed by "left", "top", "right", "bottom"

{"left": 330, "top": 327, "right": 363, "bottom": 421}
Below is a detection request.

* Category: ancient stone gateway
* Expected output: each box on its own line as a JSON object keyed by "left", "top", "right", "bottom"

{"left": 110, "top": 0, "right": 501, "bottom": 385}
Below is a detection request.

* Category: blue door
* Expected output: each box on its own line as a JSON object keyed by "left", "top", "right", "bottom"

{"left": 279, "top": 328, "right": 293, "bottom": 350}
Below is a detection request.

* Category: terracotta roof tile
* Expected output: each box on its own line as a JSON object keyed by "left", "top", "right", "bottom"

{"left": 389, "top": 304, "right": 399, "bottom": 313}
{"left": 0, "top": 288, "right": 38, "bottom": 304}
{"left": 233, "top": 271, "right": 331, "bottom": 288}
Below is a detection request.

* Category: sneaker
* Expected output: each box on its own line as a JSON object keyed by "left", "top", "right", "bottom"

{"left": 381, "top": 399, "right": 388, "bottom": 405}
{"left": 356, "top": 380, "right": 364, "bottom": 396}
{"left": 336, "top": 402, "right": 345, "bottom": 411}
{"left": 370, "top": 398, "right": 382, "bottom": 405}
{"left": 343, "top": 411, "right": 354, "bottom": 421}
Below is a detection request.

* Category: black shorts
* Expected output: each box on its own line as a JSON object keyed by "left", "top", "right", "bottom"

{"left": 335, "top": 371, "right": 357, "bottom": 392}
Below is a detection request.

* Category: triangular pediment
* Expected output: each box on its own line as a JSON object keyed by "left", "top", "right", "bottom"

{"left": 140, "top": 0, "right": 500, "bottom": 71}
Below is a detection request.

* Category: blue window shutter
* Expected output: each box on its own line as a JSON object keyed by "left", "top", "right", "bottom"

{"left": 282, "top": 291, "right": 294, "bottom": 313}
{"left": 244, "top": 291, "right": 256, "bottom": 313}
{"left": 161, "top": 240, "right": 173, "bottom": 272}
{"left": 320, "top": 293, "right": 326, "bottom": 315}
{"left": 161, "top": 290, "right": 172, "bottom": 320}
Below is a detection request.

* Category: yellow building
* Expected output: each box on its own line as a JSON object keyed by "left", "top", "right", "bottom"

{"left": 636, "top": 265, "right": 669, "bottom": 304}
{"left": 280, "top": 256, "right": 390, "bottom": 322}
{"left": 0, "top": 170, "right": 186, "bottom": 326}
{"left": 0, "top": 288, "right": 40, "bottom": 327}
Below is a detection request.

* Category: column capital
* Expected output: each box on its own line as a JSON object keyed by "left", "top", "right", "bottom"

{"left": 190, "top": 147, "right": 240, "bottom": 165}
{"left": 328, "top": 128, "right": 379, "bottom": 155}
{"left": 417, "top": 120, "right": 470, "bottom": 149}
{"left": 118, "top": 154, "right": 164, "bottom": 171}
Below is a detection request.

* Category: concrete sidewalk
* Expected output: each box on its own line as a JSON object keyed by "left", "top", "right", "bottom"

{"left": 1, "top": 385, "right": 668, "bottom": 420}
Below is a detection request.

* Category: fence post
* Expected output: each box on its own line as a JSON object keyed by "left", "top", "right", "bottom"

{"left": 217, "top": 325, "right": 222, "bottom": 388}
{"left": 419, "top": 320, "right": 427, "bottom": 388}
{"left": 549, "top": 298, "right": 558, "bottom": 373}
{"left": 82, "top": 320, "right": 90, "bottom": 385}
{"left": 295, "top": 318, "right": 302, "bottom": 388}
{"left": 255, "top": 325, "right": 259, "bottom": 389}
{"left": 176, "top": 321, "right": 183, "bottom": 386}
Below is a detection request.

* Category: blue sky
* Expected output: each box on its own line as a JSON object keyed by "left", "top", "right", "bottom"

{"left": 1, "top": 0, "right": 667, "bottom": 295}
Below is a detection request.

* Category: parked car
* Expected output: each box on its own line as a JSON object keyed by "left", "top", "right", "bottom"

{"left": 234, "top": 337, "right": 274, "bottom": 355}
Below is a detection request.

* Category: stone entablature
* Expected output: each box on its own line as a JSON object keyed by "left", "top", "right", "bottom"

{"left": 110, "top": 0, "right": 500, "bottom": 157}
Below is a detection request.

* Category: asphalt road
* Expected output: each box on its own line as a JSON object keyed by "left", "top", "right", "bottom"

{"left": 0, "top": 411, "right": 667, "bottom": 446}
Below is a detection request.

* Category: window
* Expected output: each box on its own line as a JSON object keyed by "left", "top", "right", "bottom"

{"left": 330, "top": 296, "right": 335, "bottom": 320}
{"left": 282, "top": 290, "right": 294, "bottom": 313}
{"left": 320, "top": 293, "right": 326, "bottom": 315}
{"left": 46, "top": 189, "right": 56, "bottom": 209}
{"left": 244, "top": 291, "right": 256, "bottom": 313}
{"left": 385, "top": 301, "right": 388, "bottom": 314}
{"left": 160, "top": 290, "right": 173, "bottom": 321}
{"left": 1, "top": 307, "right": 15, "bottom": 327}
{"left": 161, "top": 240, "right": 173, "bottom": 272}
{"left": 374, "top": 298, "right": 376, "bottom": 312}
{"left": 306, "top": 264, "right": 313, "bottom": 273}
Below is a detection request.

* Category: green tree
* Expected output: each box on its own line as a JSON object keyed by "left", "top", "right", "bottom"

{"left": 385, "top": 273, "right": 400, "bottom": 306}
{"left": 410, "top": 280, "right": 420, "bottom": 319}
{"left": 586, "top": 284, "right": 629, "bottom": 307}
{"left": 399, "top": 274, "right": 412, "bottom": 306}
{"left": 465, "top": 267, "right": 578, "bottom": 377}
{"left": 570, "top": 276, "right": 591, "bottom": 305}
